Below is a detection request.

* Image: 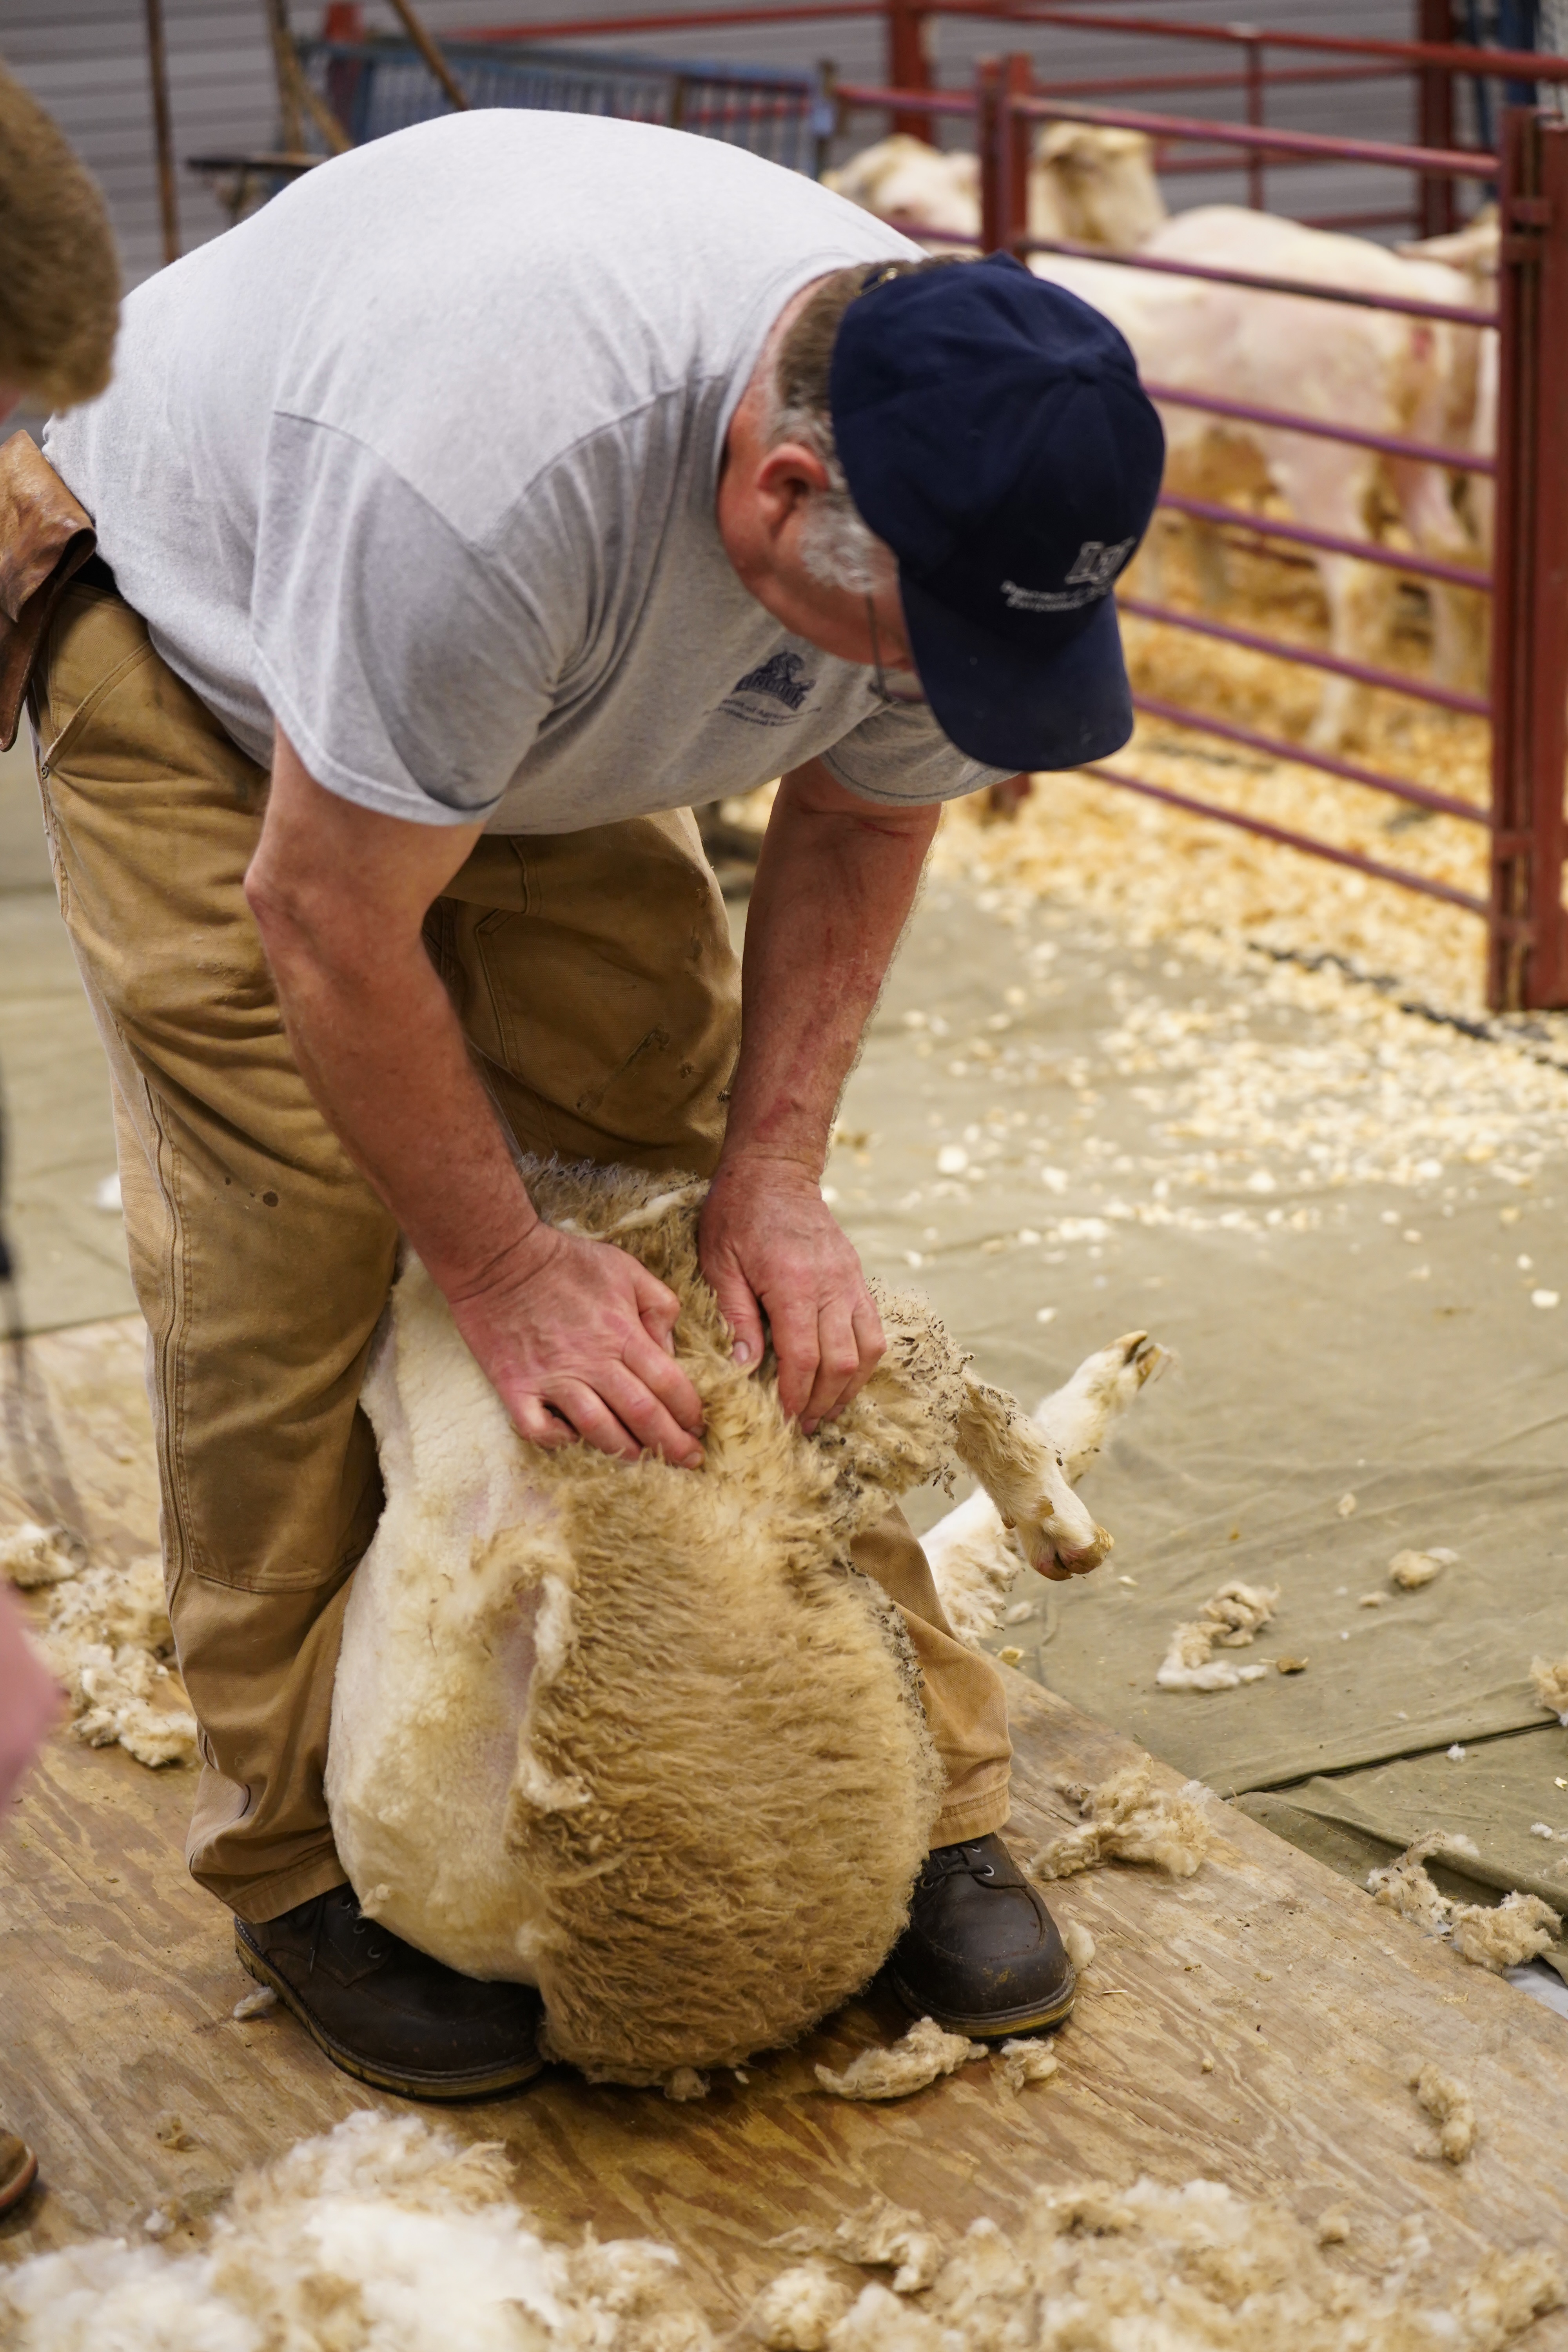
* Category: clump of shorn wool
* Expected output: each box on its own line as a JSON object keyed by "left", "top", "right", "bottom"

{"left": 0, "top": 1520, "right": 82, "bottom": 1588}
{"left": 328, "top": 1156, "right": 1129, "bottom": 2088}
{"left": 0, "top": 2110, "right": 713, "bottom": 2352}
{"left": 0, "top": 1524, "right": 196, "bottom": 1769}
{"left": 1156, "top": 1580, "right": 1281, "bottom": 1692}
{"left": 748, "top": 2176, "right": 1562, "bottom": 2352}
{"left": 921, "top": 1332, "right": 1166, "bottom": 1648}
{"left": 1531, "top": 1656, "right": 1568, "bottom": 1725}
{"left": 1030, "top": 1758, "right": 1214, "bottom": 1881}
{"left": 1368, "top": 1832, "right": 1562, "bottom": 1972}
{"left": 1409, "top": 2060, "right": 1476, "bottom": 2165}
{"left": 1390, "top": 1547, "right": 1455, "bottom": 1590}
{"left": 813, "top": 2019, "right": 1061, "bottom": 2106}
{"left": 815, "top": 2016, "right": 986, "bottom": 2101}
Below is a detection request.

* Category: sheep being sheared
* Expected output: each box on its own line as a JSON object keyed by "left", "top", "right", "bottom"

{"left": 326, "top": 1157, "right": 1141, "bottom": 2087}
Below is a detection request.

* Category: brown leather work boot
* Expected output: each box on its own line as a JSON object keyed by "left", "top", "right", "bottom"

{"left": 885, "top": 1832, "right": 1077, "bottom": 2038}
{"left": 236, "top": 1885, "right": 544, "bottom": 2101}
{"left": 0, "top": 2128, "right": 38, "bottom": 2216}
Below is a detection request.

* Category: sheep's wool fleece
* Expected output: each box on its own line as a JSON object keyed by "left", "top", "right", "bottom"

{"left": 1029, "top": 1760, "right": 1214, "bottom": 1880}
{"left": 1409, "top": 2060, "right": 1475, "bottom": 2165}
{"left": 8, "top": 2121, "right": 1559, "bottom": 2352}
{"left": 748, "top": 2176, "right": 1561, "bottom": 2352}
{"left": 1368, "top": 1834, "right": 1562, "bottom": 1972}
{"left": 1, "top": 1529, "right": 197, "bottom": 1769}
{"left": 1156, "top": 1581, "right": 1279, "bottom": 1693}
{"left": 1531, "top": 1655, "right": 1568, "bottom": 1724}
{"left": 328, "top": 1158, "right": 1096, "bottom": 2084}
{"left": 814, "top": 2016, "right": 987, "bottom": 2101}
{"left": 0, "top": 2111, "right": 713, "bottom": 2352}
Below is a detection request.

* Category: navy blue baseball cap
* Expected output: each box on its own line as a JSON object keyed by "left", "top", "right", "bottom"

{"left": 829, "top": 254, "right": 1165, "bottom": 772}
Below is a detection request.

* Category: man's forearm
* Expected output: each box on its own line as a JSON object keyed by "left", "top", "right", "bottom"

{"left": 721, "top": 760, "right": 939, "bottom": 1178}
{"left": 258, "top": 918, "right": 539, "bottom": 1299}
{"left": 245, "top": 741, "right": 540, "bottom": 1304}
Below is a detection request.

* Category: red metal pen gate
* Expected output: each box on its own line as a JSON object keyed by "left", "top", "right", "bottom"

{"left": 285, "top": 2, "right": 1568, "bottom": 1013}
{"left": 831, "top": 46, "right": 1568, "bottom": 1014}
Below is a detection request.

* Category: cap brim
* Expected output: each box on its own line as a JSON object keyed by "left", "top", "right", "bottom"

{"left": 900, "top": 576, "right": 1134, "bottom": 773}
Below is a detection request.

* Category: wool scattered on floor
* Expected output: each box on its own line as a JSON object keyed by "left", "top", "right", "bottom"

{"left": 1156, "top": 1580, "right": 1281, "bottom": 1692}
{"left": 753, "top": 2265, "right": 854, "bottom": 2350}
{"left": 995, "top": 2038, "right": 1060, "bottom": 2098}
{"left": 1448, "top": 1892, "right": 1562, "bottom": 1974}
{"left": 1061, "top": 1919, "right": 1096, "bottom": 1972}
{"left": 750, "top": 2174, "right": 1560, "bottom": 2352}
{"left": 1390, "top": 1548, "right": 1455, "bottom": 1590}
{"left": 1530, "top": 1656, "right": 1568, "bottom": 1726}
{"left": 2, "top": 1520, "right": 195, "bottom": 1769}
{"left": 814, "top": 2017, "right": 987, "bottom": 2103}
{"left": 830, "top": 2201, "right": 944, "bottom": 2295}
{"left": 38, "top": 1556, "right": 196, "bottom": 1769}
{"left": 1408, "top": 2060, "right": 1476, "bottom": 2165}
{"left": 0, "top": 1520, "right": 83, "bottom": 1588}
{"left": 0, "top": 2110, "right": 714, "bottom": 2352}
{"left": 1030, "top": 1759, "right": 1215, "bottom": 1881}
{"left": 1368, "top": 1833, "right": 1562, "bottom": 1971}
{"left": 663, "top": 2067, "right": 710, "bottom": 2103}
{"left": 231, "top": 1986, "right": 278, "bottom": 2020}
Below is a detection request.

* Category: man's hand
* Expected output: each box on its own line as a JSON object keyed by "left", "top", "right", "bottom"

{"left": 700, "top": 1156, "right": 884, "bottom": 1432}
{"left": 701, "top": 760, "right": 937, "bottom": 1432}
{"left": 449, "top": 1223, "right": 705, "bottom": 1465}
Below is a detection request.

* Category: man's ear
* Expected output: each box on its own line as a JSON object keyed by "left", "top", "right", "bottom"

{"left": 750, "top": 439, "right": 833, "bottom": 542}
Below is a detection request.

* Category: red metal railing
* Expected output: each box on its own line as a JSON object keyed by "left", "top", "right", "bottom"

{"left": 441, "top": 0, "right": 1568, "bottom": 1006}
{"left": 980, "top": 67, "right": 1565, "bottom": 1008}
{"left": 830, "top": 44, "right": 1568, "bottom": 1006}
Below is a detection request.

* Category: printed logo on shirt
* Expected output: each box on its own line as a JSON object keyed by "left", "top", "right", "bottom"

{"left": 721, "top": 649, "right": 818, "bottom": 728}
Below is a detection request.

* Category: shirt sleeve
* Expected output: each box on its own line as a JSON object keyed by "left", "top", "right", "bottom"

{"left": 250, "top": 412, "right": 569, "bottom": 825}
{"left": 817, "top": 700, "right": 1013, "bottom": 806}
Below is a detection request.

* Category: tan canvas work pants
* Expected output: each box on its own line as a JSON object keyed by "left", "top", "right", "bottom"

{"left": 34, "top": 583, "right": 1012, "bottom": 1924}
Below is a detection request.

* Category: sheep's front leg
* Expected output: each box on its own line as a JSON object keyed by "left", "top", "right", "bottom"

{"left": 955, "top": 1377, "right": 1109, "bottom": 1579}
{"left": 1036, "top": 1330, "right": 1166, "bottom": 1481}
{"left": 929, "top": 1333, "right": 1164, "bottom": 1646}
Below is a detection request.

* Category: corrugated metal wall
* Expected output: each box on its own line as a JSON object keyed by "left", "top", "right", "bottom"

{"left": 3, "top": 0, "right": 1436, "bottom": 304}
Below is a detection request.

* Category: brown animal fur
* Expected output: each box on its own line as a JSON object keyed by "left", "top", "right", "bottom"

{"left": 0, "top": 67, "right": 118, "bottom": 407}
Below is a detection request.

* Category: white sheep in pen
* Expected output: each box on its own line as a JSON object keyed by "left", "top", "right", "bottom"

{"left": 324, "top": 1155, "right": 1159, "bottom": 2086}
{"left": 831, "top": 126, "right": 1491, "bottom": 749}
{"left": 824, "top": 122, "right": 1165, "bottom": 253}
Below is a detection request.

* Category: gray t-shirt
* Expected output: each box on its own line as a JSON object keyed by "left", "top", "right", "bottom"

{"left": 47, "top": 111, "right": 1003, "bottom": 831}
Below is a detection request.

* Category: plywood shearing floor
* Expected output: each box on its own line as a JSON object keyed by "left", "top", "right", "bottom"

{"left": 2, "top": 1318, "right": 1567, "bottom": 2337}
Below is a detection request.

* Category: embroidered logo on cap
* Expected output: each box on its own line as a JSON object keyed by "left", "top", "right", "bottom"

{"left": 1000, "top": 538, "right": 1135, "bottom": 614}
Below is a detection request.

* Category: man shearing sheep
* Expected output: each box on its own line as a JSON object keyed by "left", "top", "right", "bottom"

{"left": 28, "top": 111, "right": 1161, "bottom": 2100}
